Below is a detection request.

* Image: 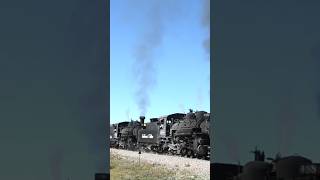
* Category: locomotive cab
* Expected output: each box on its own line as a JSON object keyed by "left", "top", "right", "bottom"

{"left": 158, "top": 117, "right": 167, "bottom": 137}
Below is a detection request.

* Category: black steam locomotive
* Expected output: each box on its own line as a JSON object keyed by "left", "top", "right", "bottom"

{"left": 110, "top": 109, "right": 210, "bottom": 159}
{"left": 212, "top": 147, "right": 320, "bottom": 180}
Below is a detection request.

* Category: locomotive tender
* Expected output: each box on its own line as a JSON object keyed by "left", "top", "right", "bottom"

{"left": 110, "top": 109, "right": 210, "bottom": 159}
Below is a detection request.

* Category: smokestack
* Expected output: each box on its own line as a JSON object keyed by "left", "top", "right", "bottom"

{"left": 94, "top": 173, "right": 109, "bottom": 180}
{"left": 139, "top": 116, "right": 145, "bottom": 125}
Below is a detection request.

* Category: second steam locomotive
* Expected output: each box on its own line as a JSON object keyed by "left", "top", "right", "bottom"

{"left": 110, "top": 109, "right": 210, "bottom": 159}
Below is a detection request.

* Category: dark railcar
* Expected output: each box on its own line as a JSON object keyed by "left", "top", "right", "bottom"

{"left": 227, "top": 148, "right": 320, "bottom": 180}
{"left": 211, "top": 163, "right": 242, "bottom": 180}
{"left": 95, "top": 173, "right": 109, "bottom": 180}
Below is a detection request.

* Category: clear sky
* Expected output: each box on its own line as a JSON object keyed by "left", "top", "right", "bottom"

{"left": 110, "top": 0, "right": 210, "bottom": 124}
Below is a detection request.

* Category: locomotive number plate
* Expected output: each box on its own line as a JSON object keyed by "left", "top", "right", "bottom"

{"left": 142, "top": 134, "right": 154, "bottom": 139}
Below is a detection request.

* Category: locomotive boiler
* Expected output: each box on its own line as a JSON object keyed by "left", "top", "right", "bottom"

{"left": 169, "top": 110, "right": 210, "bottom": 159}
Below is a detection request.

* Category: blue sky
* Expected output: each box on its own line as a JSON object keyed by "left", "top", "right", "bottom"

{"left": 110, "top": 0, "right": 210, "bottom": 124}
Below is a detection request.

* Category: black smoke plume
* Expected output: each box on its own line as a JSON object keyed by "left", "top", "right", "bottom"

{"left": 132, "top": 0, "right": 166, "bottom": 116}
{"left": 202, "top": 0, "right": 210, "bottom": 99}
{"left": 202, "top": 0, "right": 210, "bottom": 56}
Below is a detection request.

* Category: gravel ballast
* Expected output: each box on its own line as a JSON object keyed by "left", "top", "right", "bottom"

{"left": 110, "top": 148, "right": 210, "bottom": 179}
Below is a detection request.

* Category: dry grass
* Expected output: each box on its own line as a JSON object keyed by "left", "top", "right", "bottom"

{"left": 110, "top": 152, "right": 202, "bottom": 180}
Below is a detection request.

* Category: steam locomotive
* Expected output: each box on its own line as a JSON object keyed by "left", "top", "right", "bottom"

{"left": 212, "top": 147, "right": 320, "bottom": 180}
{"left": 110, "top": 109, "right": 210, "bottom": 159}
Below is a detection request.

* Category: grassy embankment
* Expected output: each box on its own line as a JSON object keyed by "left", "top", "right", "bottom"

{"left": 110, "top": 152, "right": 202, "bottom": 180}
